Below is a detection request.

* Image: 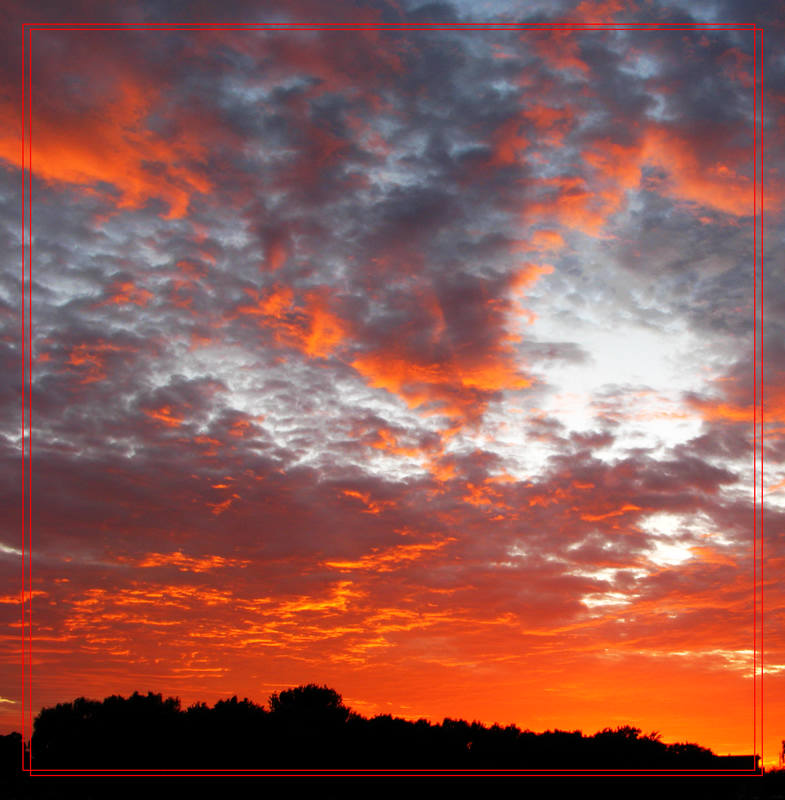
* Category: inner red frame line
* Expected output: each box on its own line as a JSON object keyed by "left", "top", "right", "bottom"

{"left": 20, "top": 19, "right": 763, "bottom": 778}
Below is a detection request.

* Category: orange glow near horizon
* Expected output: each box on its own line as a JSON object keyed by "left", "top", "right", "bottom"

{"left": 3, "top": 569, "right": 773, "bottom": 762}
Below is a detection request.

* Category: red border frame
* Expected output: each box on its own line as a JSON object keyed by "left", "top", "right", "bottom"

{"left": 19, "top": 19, "right": 763, "bottom": 779}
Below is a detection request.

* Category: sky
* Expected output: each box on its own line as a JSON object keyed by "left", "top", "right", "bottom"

{"left": 1, "top": 0, "right": 784, "bottom": 770}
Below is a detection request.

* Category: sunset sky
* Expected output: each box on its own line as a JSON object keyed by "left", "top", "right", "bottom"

{"left": 2, "top": 0, "right": 784, "bottom": 770}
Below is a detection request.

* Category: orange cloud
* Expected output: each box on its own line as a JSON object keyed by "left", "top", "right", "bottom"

{"left": 462, "top": 482, "right": 509, "bottom": 508}
{"left": 323, "top": 539, "right": 455, "bottom": 573}
{"left": 523, "top": 120, "right": 761, "bottom": 239}
{"left": 194, "top": 435, "right": 221, "bottom": 446}
{"left": 529, "top": 488, "right": 568, "bottom": 508}
{"left": 428, "top": 458, "right": 458, "bottom": 484}
{"left": 207, "top": 496, "right": 238, "bottom": 516}
{"left": 689, "top": 401, "right": 753, "bottom": 423}
{"left": 531, "top": 29, "right": 590, "bottom": 76}
{"left": 688, "top": 546, "right": 736, "bottom": 567}
{"left": 583, "top": 125, "right": 756, "bottom": 224}
{"left": 523, "top": 105, "right": 574, "bottom": 146}
{"left": 367, "top": 427, "right": 423, "bottom": 459}
{"left": 67, "top": 342, "right": 132, "bottom": 384}
{"left": 643, "top": 127, "right": 753, "bottom": 216}
{"left": 177, "top": 259, "right": 208, "bottom": 280}
{"left": 0, "top": 590, "right": 47, "bottom": 604}
{"left": 511, "top": 229, "right": 566, "bottom": 254}
{"left": 688, "top": 382, "right": 785, "bottom": 432}
{"left": 276, "top": 581, "right": 365, "bottom": 616}
{"left": 5, "top": 69, "right": 211, "bottom": 219}
{"left": 229, "top": 419, "right": 255, "bottom": 438}
{"left": 510, "top": 262, "right": 555, "bottom": 292}
{"left": 301, "top": 295, "right": 349, "bottom": 358}
{"left": 344, "top": 268, "right": 550, "bottom": 435}
{"left": 95, "top": 281, "right": 153, "bottom": 308}
{"left": 524, "top": 176, "right": 613, "bottom": 237}
{"left": 488, "top": 115, "right": 529, "bottom": 166}
{"left": 189, "top": 333, "right": 215, "bottom": 351}
{"left": 580, "top": 504, "right": 642, "bottom": 522}
{"left": 237, "top": 285, "right": 295, "bottom": 318}
{"left": 351, "top": 350, "right": 530, "bottom": 427}
{"left": 236, "top": 285, "right": 348, "bottom": 360}
{"left": 145, "top": 406, "right": 184, "bottom": 427}
{"left": 341, "top": 489, "right": 394, "bottom": 516}
{"left": 121, "top": 551, "right": 251, "bottom": 572}
{"left": 683, "top": 364, "right": 785, "bottom": 430}
{"left": 267, "top": 239, "right": 288, "bottom": 271}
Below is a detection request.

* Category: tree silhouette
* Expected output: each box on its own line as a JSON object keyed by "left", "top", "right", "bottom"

{"left": 32, "top": 692, "right": 181, "bottom": 768}
{"left": 181, "top": 695, "right": 268, "bottom": 767}
{"left": 24, "top": 683, "right": 750, "bottom": 771}
{"left": 268, "top": 683, "right": 349, "bottom": 723}
{"left": 267, "top": 683, "right": 350, "bottom": 767}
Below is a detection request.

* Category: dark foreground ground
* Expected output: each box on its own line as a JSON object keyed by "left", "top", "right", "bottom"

{"left": 2, "top": 770, "right": 785, "bottom": 800}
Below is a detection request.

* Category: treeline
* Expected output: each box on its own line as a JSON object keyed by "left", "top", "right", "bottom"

{"left": 15, "top": 683, "right": 745, "bottom": 769}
